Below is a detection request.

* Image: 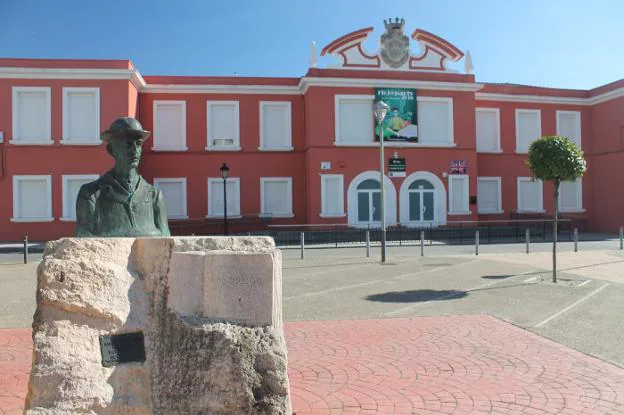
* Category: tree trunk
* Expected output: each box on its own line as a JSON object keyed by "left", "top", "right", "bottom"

{"left": 553, "top": 180, "right": 560, "bottom": 283}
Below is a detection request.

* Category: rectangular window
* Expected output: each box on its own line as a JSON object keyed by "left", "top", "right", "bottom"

{"left": 62, "top": 175, "right": 99, "bottom": 220}
{"left": 207, "top": 101, "right": 240, "bottom": 150}
{"left": 476, "top": 108, "right": 500, "bottom": 152}
{"left": 62, "top": 87, "right": 100, "bottom": 144}
{"left": 12, "top": 175, "right": 53, "bottom": 222}
{"left": 515, "top": 109, "right": 541, "bottom": 153}
{"left": 556, "top": 110, "right": 581, "bottom": 148}
{"left": 517, "top": 177, "right": 544, "bottom": 212}
{"left": 448, "top": 174, "right": 469, "bottom": 214}
{"left": 320, "top": 174, "right": 345, "bottom": 217}
{"left": 154, "top": 178, "right": 188, "bottom": 219}
{"left": 11, "top": 87, "right": 52, "bottom": 144}
{"left": 153, "top": 101, "right": 187, "bottom": 151}
{"left": 418, "top": 97, "right": 454, "bottom": 144}
{"left": 260, "top": 177, "right": 293, "bottom": 217}
{"left": 334, "top": 95, "right": 374, "bottom": 145}
{"left": 259, "top": 101, "right": 292, "bottom": 150}
{"left": 559, "top": 178, "right": 583, "bottom": 212}
{"left": 477, "top": 177, "right": 502, "bottom": 214}
{"left": 207, "top": 178, "right": 241, "bottom": 218}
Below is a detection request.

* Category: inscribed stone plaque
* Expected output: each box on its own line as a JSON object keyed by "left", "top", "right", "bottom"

{"left": 99, "top": 331, "right": 146, "bottom": 367}
{"left": 203, "top": 252, "right": 278, "bottom": 327}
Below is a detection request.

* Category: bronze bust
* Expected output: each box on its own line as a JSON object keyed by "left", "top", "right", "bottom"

{"left": 75, "top": 117, "right": 171, "bottom": 237}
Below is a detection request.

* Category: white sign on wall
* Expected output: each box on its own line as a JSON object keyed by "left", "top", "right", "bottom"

{"left": 321, "top": 161, "right": 331, "bottom": 170}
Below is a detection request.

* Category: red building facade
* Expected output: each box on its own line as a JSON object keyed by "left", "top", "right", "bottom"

{"left": 1, "top": 22, "right": 623, "bottom": 242}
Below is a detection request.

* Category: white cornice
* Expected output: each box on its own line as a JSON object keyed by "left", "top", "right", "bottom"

{"left": 142, "top": 83, "right": 300, "bottom": 95}
{"left": 0, "top": 67, "right": 145, "bottom": 91}
{"left": 476, "top": 87, "right": 624, "bottom": 106}
{"left": 298, "top": 77, "right": 484, "bottom": 93}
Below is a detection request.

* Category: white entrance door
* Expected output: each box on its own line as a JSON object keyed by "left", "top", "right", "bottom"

{"left": 356, "top": 179, "right": 381, "bottom": 224}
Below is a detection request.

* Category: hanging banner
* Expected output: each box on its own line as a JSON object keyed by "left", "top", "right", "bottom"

{"left": 374, "top": 88, "right": 418, "bottom": 142}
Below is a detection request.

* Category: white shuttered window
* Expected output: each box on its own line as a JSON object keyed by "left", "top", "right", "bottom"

{"left": 335, "top": 95, "right": 374, "bottom": 144}
{"left": 153, "top": 101, "right": 187, "bottom": 150}
{"left": 208, "top": 178, "right": 241, "bottom": 217}
{"left": 260, "top": 102, "right": 292, "bottom": 150}
{"left": 207, "top": 101, "right": 240, "bottom": 150}
{"left": 154, "top": 178, "right": 188, "bottom": 219}
{"left": 418, "top": 97, "right": 454, "bottom": 144}
{"left": 515, "top": 109, "right": 541, "bottom": 153}
{"left": 517, "top": 177, "right": 544, "bottom": 212}
{"left": 260, "top": 178, "right": 293, "bottom": 217}
{"left": 476, "top": 108, "right": 500, "bottom": 152}
{"left": 448, "top": 174, "right": 469, "bottom": 214}
{"left": 559, "top": 179, "right": 583, "bottom": 212}
{"left": 12, "top": 175, "right": 53, "bottom": 222}
{"left": 62, "top": 175, "right": 99, "bottom": 220}
{"left": 12, "top": 87, "right": 51, "bottom": 144}
{"left": 556, "top": 111, "right": 581, "bottom": 148}
{"left": 320, "top": 174, "right": 345, "bottom": 217}
{"left": 477, "top": 177, "right": 502, "bottom": 213}
{"left": 62, "top": 88, "right": 100, "bottom": 144}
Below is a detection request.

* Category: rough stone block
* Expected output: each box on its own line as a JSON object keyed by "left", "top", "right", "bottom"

{"left": 25, "top": 237, "right": 291, "bottom": 415}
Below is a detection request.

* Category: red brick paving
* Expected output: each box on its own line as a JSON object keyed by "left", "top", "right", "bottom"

{"left": 2, "top": 315, "right": 624, "bottom": 414}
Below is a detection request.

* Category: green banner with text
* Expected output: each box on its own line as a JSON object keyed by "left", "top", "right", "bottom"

{"left": 374, "top": 88, "right": 418, "bottom": 142}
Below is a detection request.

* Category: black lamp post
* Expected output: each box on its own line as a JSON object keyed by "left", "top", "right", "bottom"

{"left": 220, "top": 163, "right": 229, "bottom": 236}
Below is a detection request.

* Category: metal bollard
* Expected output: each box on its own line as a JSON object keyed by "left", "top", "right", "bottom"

{"left": 300, "top": 232, "right": 305, "bottom": 259}
{"left": 525, "top": 228, "right": 530, "bottom": 254}
{"left": 620, "top": 227, "right": 623, "bottom": 250}
{"left": 420, "top": 230, "right": 424, "bottom": 257}
{"left": 574, "top": 228, "right": 578, "bottom": 252}
{"left": 475, "top": 230, "right": 479, "bottom": 256}
{"left": 23, "top": 235, "right": 28, "bottom": 264}
{"left": 366, "top": 230, "right": 370, "bottom": 258}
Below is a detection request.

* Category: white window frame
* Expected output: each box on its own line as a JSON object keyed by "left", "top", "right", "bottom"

{"left": 259, "top": 101, "right": 293, "bottom": 151}
{"left": 152, "top": 100, "right": 188, "bottom": 151}
{"left": 558, "top": 178, "right": 584, "bottom": 213}
{"left": 556, "top": 110, "right": 581, "bottom": 149}
{"left": 11, "top": 175, "right": 53, "bottom": 222}
{"left": 61, "top": 87, "right": 100, "bottom": 145}
{"left": 260, "top": 177, "right": 294, "bottom": 218}
{"left": 334, "top": 94, "right": 374, "bottom": 145}
{"left": 448, "top": 174, "right": 470, "bottom": 215}
{"left": 515, "top": 109, "right": 542, "bottom": 153}
{"left": 477, "top": 177, "right": 503, "bottom": 214}
{"left": 475, "top": 107, "right": 501, "bottom": 153}
{"left": 517, "top": 177, "right": 544, "bottom": 213}
{"left": 320, "top": 174, "right": 345, "bottom": 218}
{"left": 61, "top": 174, "right": 99, "bottom": 221}
{"left": 417, "top": 96, "right": 455, "bottom": 145}
{"left": 207, "top": 178, "right": 241, "bottom": 218}
{"left": 153, "top": 178, "right": 189, "bottom": 219}
{"left": 11, "top": 87, "right": 52, "bottom": 145}
{"left": 206, "top": 101, "right": 241, "bottom": 151}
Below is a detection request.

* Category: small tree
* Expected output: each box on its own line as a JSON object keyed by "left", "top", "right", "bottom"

{"left": 527, "top": 136, "right": 586, "bottom": 283}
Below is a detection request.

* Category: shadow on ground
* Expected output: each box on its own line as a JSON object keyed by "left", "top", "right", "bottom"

{"left": 481, "top": 275, "right": 513, "bottom": 280}
{"left": 366, "top": 289, "right": 467, "bottom": 303}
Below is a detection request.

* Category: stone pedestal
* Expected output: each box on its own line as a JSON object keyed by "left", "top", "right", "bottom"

{"left": 25, "top": 237, "right": 291, "bottom": 415}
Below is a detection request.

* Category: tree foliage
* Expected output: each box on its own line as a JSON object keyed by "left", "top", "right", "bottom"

{"left": 526, "top": 136, "right": 586, "bottom": 182}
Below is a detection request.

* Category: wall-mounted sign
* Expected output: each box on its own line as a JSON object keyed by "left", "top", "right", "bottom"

{"left": 321, "top": 161, "right": 331, "bottom": 170}
{"left": 388, "top": 157, "right": 406, "bottom": 178}
{"left": 374, "top": 88, "right": 418, "bottom": 143}
{"left": 449, "top": 160, "right": 467, "bottom": 174}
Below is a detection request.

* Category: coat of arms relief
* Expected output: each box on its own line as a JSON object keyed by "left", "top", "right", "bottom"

{"left": 380, "top": 18, "right": 410, "bottom": 69}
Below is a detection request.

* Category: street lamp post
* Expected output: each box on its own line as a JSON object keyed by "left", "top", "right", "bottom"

{"left": 220, "top": 163, "right": 229, "bottom": 236}
{"left": 374, "top": 100, "right": 390, "bottom": 263}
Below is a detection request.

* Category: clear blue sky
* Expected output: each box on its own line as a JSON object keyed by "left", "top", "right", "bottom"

{"left": 1, "top": 0, "right": 622, "bottom": 89}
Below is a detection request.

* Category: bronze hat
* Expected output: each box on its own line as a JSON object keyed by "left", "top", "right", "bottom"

{"left": 101, "top": 117, "right": 151, "bottom": 142}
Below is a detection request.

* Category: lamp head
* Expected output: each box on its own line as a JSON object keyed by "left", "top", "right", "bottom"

{"left": 220, "top": 163, "right": 229, "bottom": 179}
{"left": 373, "top": 100, "right": 390, "bottom": 123}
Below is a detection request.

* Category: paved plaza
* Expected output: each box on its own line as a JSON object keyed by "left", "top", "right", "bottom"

{"left": 1, "top": 240, "right": 623, "bottom": 414}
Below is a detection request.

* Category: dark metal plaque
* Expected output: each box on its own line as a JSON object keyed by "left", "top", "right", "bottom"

{"left": 99, "top": 331, "right": 146, "bottom": 367}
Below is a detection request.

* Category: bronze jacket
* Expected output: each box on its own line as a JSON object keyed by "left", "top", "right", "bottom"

{"left": 75, "top": 170, "right": 170, "bottom": 237}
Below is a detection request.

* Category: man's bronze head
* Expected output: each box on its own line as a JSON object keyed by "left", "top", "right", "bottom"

{"left": 101, "top": 118, "right": 151, "bottom": 172}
